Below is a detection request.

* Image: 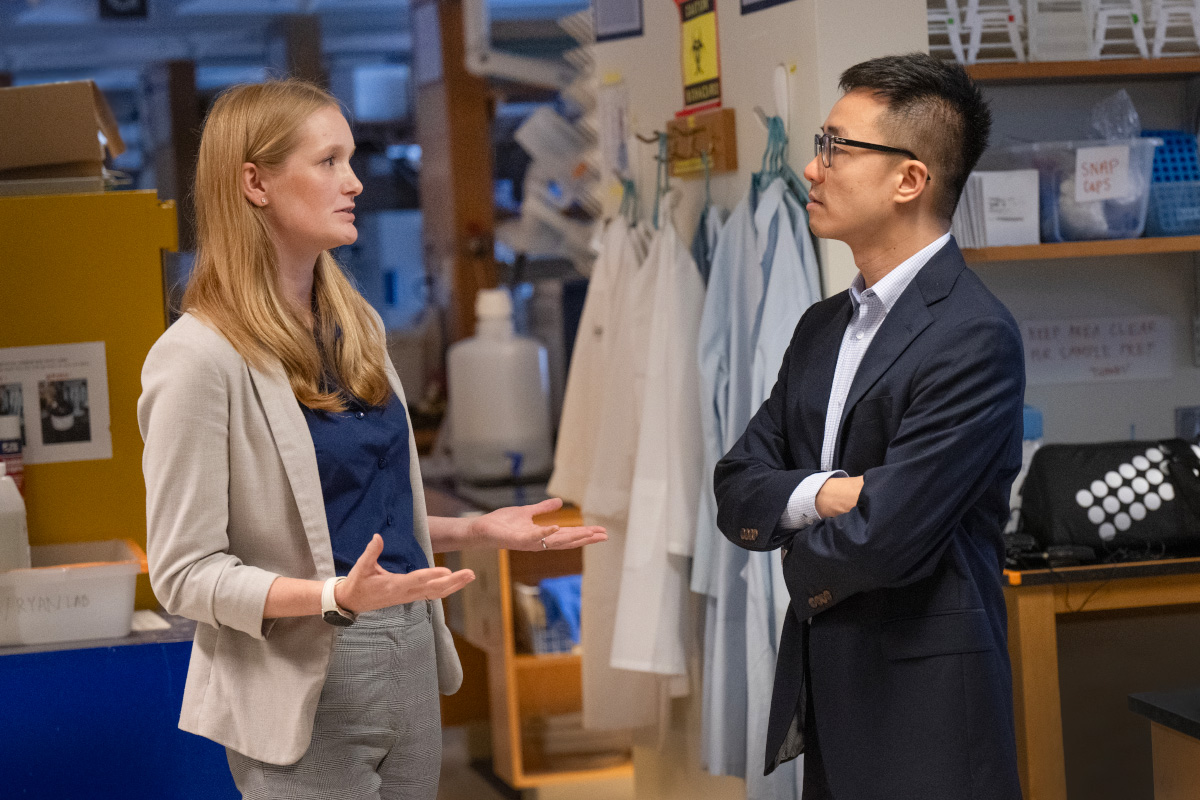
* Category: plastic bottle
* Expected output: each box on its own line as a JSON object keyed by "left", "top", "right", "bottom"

{"left": 0, "top": 460, "right": 31, "bottom": 571}
{"left": 0, "top": 415, "right": 24, "bottom": 496}
{"left": 1005, "top": 405, "right": 1044, "bottom": 534}
{"left": 447, "top": 288, "right": 553, "bottom": 483}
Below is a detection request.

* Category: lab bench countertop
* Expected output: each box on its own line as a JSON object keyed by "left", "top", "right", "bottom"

{"left": 1130, "top": 688, "right": 1200, "bottom": 741}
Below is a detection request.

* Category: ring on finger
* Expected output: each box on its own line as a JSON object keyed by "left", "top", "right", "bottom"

{"left": 541, "top": 537, "right": 548, "bottom": 550}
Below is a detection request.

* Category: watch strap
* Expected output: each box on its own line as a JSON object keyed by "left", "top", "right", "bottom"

{"left": 321, "top": 576, "right": 356, "bottom": 626}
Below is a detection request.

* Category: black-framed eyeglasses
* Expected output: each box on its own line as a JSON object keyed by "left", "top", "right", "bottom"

{"left": 814, "top": 132, "right": 927, "bottom": 179}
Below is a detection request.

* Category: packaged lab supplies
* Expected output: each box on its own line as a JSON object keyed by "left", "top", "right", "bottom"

{"left": 0, "top": 539, "right": 146, "bottom": 647}
{"left": 979, "top": 138, "right": 1160, "bottom": 242}
{"left": 512, "top": 579, "right": 578, "bottom": 654}
{"left": 951, "top": 170, "right": 1040, "bottom": 248}
{"left": 0, "top": 81, "right": 125, "bottom": 191}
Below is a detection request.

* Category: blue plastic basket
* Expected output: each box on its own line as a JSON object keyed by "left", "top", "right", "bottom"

{"left": 1143, "top": 130, "right": 1200, "bottom": 183}
{"left": 1142, "top": 131, "right": 1200, "bottom": 235}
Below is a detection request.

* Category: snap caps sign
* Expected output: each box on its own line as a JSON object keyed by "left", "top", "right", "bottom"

{"left": 1022, "top": 315, "right": 1173, "bottom": 385}
{"left": 1075, "top": 144, "right": 1131, "bottom": 203}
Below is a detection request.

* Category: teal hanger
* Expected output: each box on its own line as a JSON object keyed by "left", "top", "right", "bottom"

{"left": 652, "top": 132, "right": 670, "bottom": 230}
{"left": 753, "top": 116, "right": 809, "bottom": 203}
{"left": 751, "top": 118, "right": 778, "bottom": 194}
{"left": 619, "top": 176, "right": 639, "bottom": 228}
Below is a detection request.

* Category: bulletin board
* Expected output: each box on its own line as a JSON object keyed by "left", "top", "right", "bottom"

{"left": 0, "top": 191, "right": 177, "bottom": 609}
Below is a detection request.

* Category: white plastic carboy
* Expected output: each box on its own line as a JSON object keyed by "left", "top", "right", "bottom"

{"left": 447, "top": 288, "right": 553, "bottom": 484}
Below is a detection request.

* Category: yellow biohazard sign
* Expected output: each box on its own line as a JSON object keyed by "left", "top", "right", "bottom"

{"left": 677, "top": 0, "right": 721, "bottom": 114}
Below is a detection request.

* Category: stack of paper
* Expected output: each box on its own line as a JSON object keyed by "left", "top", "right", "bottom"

{"left": 952, "top": 169, "right": 1041, "bottom": 249}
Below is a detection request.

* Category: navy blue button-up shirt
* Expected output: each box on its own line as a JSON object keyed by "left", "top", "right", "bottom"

{"left": 301, "top": 390, "right": 428, "bottom": 577}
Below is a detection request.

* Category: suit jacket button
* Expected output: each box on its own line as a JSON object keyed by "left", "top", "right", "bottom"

{"left": 808, "top": 596, "right": 819, "bottom": 609}
{"left": 822, "top": 590, "right": 832, "bottom": 603}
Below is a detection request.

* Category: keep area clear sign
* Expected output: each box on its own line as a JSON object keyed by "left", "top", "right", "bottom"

{"left": 1022, "top": 315, "right": 1173, "bottom": 385}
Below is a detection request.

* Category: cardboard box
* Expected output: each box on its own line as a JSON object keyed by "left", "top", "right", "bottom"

{"left": 0, "top": 81, "right": 125, "bottom": 181}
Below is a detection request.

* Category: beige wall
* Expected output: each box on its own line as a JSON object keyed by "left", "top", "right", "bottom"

{"left": 592, "top": 2, "right": 926, "bottom": 796}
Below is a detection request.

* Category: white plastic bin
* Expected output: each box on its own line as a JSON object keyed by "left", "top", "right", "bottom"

{"left": 978, "top": 138, "right": 1161, "bottom": 242}
{"left": 0, "top": 539, "right": 146, "bottom": 646}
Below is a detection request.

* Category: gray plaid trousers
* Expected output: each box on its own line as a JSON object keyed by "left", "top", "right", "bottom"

{"left": 227, "top": 600, "right": 442, "bottom": 800}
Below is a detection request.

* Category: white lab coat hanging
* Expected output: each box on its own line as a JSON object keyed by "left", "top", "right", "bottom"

{"left": 578, "top": 217, "right": 662, "bottom": 732}
{"left": 610, "top": 190, "right": 705, "bottom": 679}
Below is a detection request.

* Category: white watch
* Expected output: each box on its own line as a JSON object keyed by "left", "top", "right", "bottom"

{"left": 321, "top": 576, "right": 356, "bottom": 627}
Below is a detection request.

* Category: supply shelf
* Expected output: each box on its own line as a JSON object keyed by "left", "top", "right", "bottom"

{"left": 967, "top": 58, "right": 1200, "bottom": 85}
{"left": 962, "top": 234, "right": 1200, "bottom": 263}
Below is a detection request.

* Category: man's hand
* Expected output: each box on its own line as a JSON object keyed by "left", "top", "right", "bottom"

{"left": 815, "top": 475, "right": 864, "bottom": 519}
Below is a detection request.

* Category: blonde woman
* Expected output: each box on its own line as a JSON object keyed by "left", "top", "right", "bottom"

{"left": 138, "top": 79, "right": 605, "bottom": 799}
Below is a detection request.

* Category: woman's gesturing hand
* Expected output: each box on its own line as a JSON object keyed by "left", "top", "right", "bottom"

{"left": 472, "top": 497, "right": 607, "bottom": 552}
{"left": 336, "top": 534, "right": 475, "bottom": 614}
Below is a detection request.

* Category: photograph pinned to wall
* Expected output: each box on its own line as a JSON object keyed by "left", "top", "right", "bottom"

{"left": 740, "top": 0, "right": 795, "bottom": 16}
{"left": 0, "top": 382, "right": 24, "bottom": 447}
{"left": 594, "top": 0, "right": 643, "bottom": 42}
{"left": 0, "top": 342, "right": 112, "bottom": 464}
{"left": 39, "top": 378, "right": 91, "bottom": 445}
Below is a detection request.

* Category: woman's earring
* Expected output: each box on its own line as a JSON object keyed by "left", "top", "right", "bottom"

{"left": 260, "top": 197, "right": 267, "bottom": 205}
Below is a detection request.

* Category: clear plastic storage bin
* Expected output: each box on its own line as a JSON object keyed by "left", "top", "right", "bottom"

{"left": 1146, "top": 182, "right": 1200, "bottom": 236}
{"left": 978, "top": 138, "right": 1161, "bottom": 242}
{"left": 0, "top": 539, "right": 147, "bottom": 647}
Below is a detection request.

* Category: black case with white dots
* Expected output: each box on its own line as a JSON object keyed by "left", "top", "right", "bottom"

{"left": 1019, "top": 439, "right": 1200, "bottom": 559}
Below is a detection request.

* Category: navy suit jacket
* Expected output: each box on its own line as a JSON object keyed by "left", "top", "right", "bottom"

{"left": 715, "top": 239, "right": 1024, "bottom": 800}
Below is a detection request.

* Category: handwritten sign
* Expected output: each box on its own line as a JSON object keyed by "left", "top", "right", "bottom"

{"left": 1075, "top": 144, "right": 1131, "bottom": 203}
{"left": 1023, "top": 315, "right": 1173, "bottom": 386}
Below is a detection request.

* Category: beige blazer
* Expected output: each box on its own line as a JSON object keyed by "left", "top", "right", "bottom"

{"left": 138, "top": 312, "right": 462, "bottom": 765}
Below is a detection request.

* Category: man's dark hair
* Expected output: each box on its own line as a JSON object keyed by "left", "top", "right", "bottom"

{"left": 839, "top": 52, "right": 991, "bottom": 222}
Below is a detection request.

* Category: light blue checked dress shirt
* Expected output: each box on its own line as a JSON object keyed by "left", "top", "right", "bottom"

{"left": 780, "top": 232, "right": 952, "bottom": 530}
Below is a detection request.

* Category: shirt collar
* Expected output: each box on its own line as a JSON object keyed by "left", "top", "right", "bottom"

{"left": 849, "top": 232, "right": 951, "bottom": 313}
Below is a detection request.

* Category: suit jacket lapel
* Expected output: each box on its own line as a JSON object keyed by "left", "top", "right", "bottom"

{"left": 248, "top": 361, "right": 335, "bottom": 576}
{"left": 834, "top": 240, "right": 966, "bottom": 462}
{"left": 804, "top": 297, "right": 853, "bottom": 460}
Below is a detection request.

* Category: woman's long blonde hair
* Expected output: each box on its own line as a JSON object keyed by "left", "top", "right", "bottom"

{"left": 183, "top": 79, "right": 388, "bottom": 412}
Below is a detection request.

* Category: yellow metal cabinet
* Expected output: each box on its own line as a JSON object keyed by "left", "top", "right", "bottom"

{"left": 0, "top": 190, "right": 177, "bottom": 610}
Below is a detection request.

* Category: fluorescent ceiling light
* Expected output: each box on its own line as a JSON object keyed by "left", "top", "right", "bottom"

{"left": 176, "top": 0, "right": 304, "bottom": 15}
{"left": 15, "top": 0, "right": 97, "bottom": 24}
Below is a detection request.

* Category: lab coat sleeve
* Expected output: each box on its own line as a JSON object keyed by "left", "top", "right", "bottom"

{"left": 781, "top": 314, "right": 1024, "bottom": 621}
{"left": 713, "top": 320, "right": 825, "bottom": 553}
{"left": 138, "top": 332, "right": 280, "bottom": 640}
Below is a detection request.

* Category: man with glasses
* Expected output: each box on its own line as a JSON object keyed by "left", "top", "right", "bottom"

{"left": 715, "top": 53, "right": 1024, "bottom": 800}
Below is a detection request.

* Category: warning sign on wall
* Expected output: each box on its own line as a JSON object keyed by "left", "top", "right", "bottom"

{"left": 677, "top": 0, "right": 721, "bottom": 115}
